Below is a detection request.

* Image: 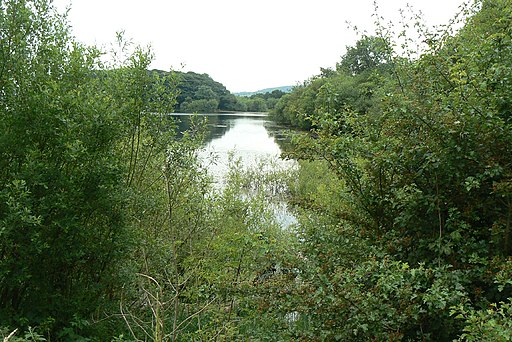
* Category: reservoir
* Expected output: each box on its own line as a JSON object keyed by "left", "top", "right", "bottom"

{"left": 173, "top": 112, "right": 297, "bottom": 228}
{"left": 173, "top": 112, "right": 295, "bottom": 182}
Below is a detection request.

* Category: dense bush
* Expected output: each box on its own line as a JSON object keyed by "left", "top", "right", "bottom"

{"left": 277, "top": 0, "right": 512, "bottom": 339}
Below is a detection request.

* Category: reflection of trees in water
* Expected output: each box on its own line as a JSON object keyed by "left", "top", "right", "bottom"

{"left": 172, "top": 114, "right": 296, "bottom": 164}
{"left": 204, "top": 115, "right": 233, "bottom": 142}
{"left": 173, "top": 115, "right": 222, "bottom": 144}
{"left": 173, "top": 114, "right": 291, "bottom": 147}
{"left": 264, "top": 121, "right": 295, "bottom": 155}
{"left": 173, "top": 114, "right": 228, "bottom": 143}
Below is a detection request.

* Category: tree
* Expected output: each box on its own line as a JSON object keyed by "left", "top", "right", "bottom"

{"left": 270, "top": 77, "right": 326, "bottom": 129}
{"left": 336, "top": 35, "right": 392, "bottom": 75}
{"left": 0, "top": 0, "right": 177, "bottom": 336}
{"left": 172, "top": 71, "right": 237, "bottom": 112}
{"left": 275, "top": 0, "right": 512, "bottom": 339}
{"left": 179, "top": 98, "right": 219, "bottom": 112}
{"left": 246, "top": 98, "right": 268, "bottom": 112}
{"left": 0, "top": 0, "right": 126, "bottom": 329}
{"left": 194, "top": 85, "right": 217, "bottom": 100}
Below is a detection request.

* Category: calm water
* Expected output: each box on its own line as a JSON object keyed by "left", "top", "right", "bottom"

{"left": 173, "top": 112, "right": 297, "bottom": 228}
{"left": 173, "top": 112, "right": 295, "bottom": 180}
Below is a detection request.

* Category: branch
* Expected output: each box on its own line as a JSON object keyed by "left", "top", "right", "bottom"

{"left": 166, "top": 296, "right": 217, "bottom": 339}
{"left": 4, "top": 328, "right": 18, "bottom": 342}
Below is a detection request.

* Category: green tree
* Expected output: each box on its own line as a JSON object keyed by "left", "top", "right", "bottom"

{"left": 271, "top": 77, "right": 326, "bottom": 129}
{"left": 246, "top": 97, "right": 268, "bottom": 112}
{"left": 275, "top": 0, "right": 512, "bottom": 339}
{"left": 194, "top": 85, "right": 217, "bottom": 100}
{"left": 336, "top": 35, "right": 392, "bottom": 75}
{"left": 0, "top": 0, "right": 128, "bottom": 330}
{"left": 172, "top": 71, "right": 238, "bottom": 112}
{"left": 179, "top": 98, "right": 219, "bottom": 112}
{"left": 0, "top": 0, "right": 177, "bottom": 337}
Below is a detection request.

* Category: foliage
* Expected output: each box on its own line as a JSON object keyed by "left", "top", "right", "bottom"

{"left": 0, "top": 0, "right": 126, "bottom": 331}
{"left": 0, "top": 0, "right": 177, "bottom": 338}
{"left": 115, "top": 139, "right": 299, "bottom": 341}
{"left": 160, "top": 70, "right": 238, "bottom": 112}
{"left": 0, "top": 1, "right": 298, "bottom": 340}
{"left": 4, "top": 0, "right": 512, "bottom": 340}
{"left": 336, "top": 35, "right": 392, "bottom": 75}
{"left": 270, "top": 77, "right": 327, "bottom": 130}
{"left": 179, "top": 98, "right": 219, "bottom": 113}
{"left": 235, "top": 89, "right": 288, "bottom": 112}
{"left": 274, "top": 0, "right": 512, "bottom": 339}
{"left": 270, "top": 36, "right": 392, "bottom": 130}
{"left": 0, "top": 326, "right": 47, "bottom": 341}
{"left": 453, "top": 299, "right": 512, "bottom": 341}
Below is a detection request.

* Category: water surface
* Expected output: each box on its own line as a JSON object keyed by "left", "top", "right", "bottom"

{"left": 173, "top": 112, "right": 294, "bottom": 180}
{"left": 173, "top": 112, "right": 297, "bottom": 228}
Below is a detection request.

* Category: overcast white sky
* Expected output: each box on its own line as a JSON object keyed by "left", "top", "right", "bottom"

{"left": 53, "top": 0, "right": 465, "bottom": 92}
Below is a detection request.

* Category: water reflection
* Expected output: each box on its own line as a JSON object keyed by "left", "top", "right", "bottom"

{"left": 172, "top": 112, "right": 297, "bottom": 229}
{"left": 173, "top": 113, "right": 291, "bottom": 152}
{"left": 173, "top": 113, "right": 293, "bottom": 176}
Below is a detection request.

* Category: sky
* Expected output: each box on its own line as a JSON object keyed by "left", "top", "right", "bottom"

{"left": 53, "top": 0, "right": 466, "bottom": 93}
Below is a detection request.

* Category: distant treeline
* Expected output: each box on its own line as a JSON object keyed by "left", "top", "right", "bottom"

{"left": 235, "top": 86, "right": 293, "bottom": 97}
{"left": 151, "top": 70, "right": 289, "bottom": 113}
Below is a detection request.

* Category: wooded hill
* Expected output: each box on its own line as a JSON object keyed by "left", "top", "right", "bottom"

{"left": 150, "top": 70, "right": 238, "bottom": 112}
{"left": 152, "top": 70, "right": 287, "bottom": 113}
{"left": 235, "top": 86, "right": 293, "bottom": 97}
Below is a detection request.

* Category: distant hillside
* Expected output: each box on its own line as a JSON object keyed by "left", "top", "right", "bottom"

{"left": 235, "top": 86, "right": 293, "bottom": 97}
{"left": 150, "top": 70, "right": 289, "bottom": 113}
{"left": 152, "top": 70, "right": 240, "bottom": 112}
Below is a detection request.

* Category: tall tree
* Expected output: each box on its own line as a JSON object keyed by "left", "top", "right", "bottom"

{"left": 0, "top": 0, "right": 176, "bottom": 335}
